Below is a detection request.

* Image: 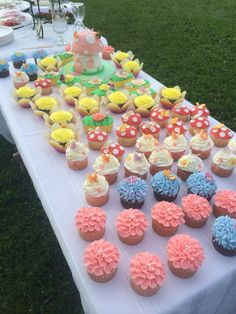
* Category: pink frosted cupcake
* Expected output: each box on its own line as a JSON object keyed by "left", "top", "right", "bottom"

{"left": 213, "top": 190, "right": 236, "bottom": 219}
{"left": 130, "top": 252, "right": 165, "bottom": 296}
{"left": 167, "top": 234, "right": 205, "bottom": 278}
{"left": 151, "top": 201, "right": 184, "bottom": 236}
{"left": 116, "top": 209, "right": 148, "bottom": 245}
{"left": 84, "top": 239, "right": 119, "bottom": 282}
{"left": 182, "top": 194, "right": 212, "bottom": 228}
{"left": 75, "top": 207, "right": 106, "bottom": 241}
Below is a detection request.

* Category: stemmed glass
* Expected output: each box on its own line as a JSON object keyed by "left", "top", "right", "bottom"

{"left": 71, "top": 2, "right": 85, "bottom": 32}
{"left": 51, "top": 3, "right": 68, "bottom": 45}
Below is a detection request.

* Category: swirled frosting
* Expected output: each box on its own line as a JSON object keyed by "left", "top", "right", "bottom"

{"left": 151, "top": 171, "right": 181, "bottom": 197}
{"left": 164, "top": 134, "right": 187, "bottom": 152}
{"left": 149, "top": 147, "right": 173, "bottom": 167}
{"left": 212, "top": 216, "right": 236, "bottom": 250}
{"left": 228, "top": 139, "right": 236, "bottom": 154}
{"left": 212, "top": 149, "right": 236, "bottom": 170}
{"left": 124, "top": 152, "right": 150, "bottom": 175}
{"left": 66, "top": 140, "right": 89, "bottom": 161}
{"left": 136, "top": 134, "right": 158, "bottom": 152}
{"left": 84, "top": 240, "right": 119, "bottom": 276}
{"left": 182, "top": 194, "right": 212, "bottom": 220}
{"left": 167, "top": 234, "right": 205, "bottom": 271}
{"left": 186, "top": 172, "right": 217, "bottom": 198}
{"left": 75, "top": 207, "right": 106, "bottom": 232}
{"left": 214, "top": 190, "right": 236, "bottom": 214}
{"left": 130, "top": 252, "right": 165, "bottom": 289}
{"left": 151, "top": 201, "right": 184, "bottom": 227}
{"left": 13, "top": 71, "right": 29, "bottom": 84}
{"left": 116, "top": 209, "right": 148, "bottom": 238}
{"left": 178, "top": 153, "right": 204, "bottom": 172}
{"left": 117, "top": 176, "right": 148, "bottom": 202}
{"left": 93, "top": 154, "right": 120, "bottom": 175}
{"left": 190, "top": 132, "right": 214, "bottom": 151}
{"left": 83, "top": 173, "right": 109, "bottom": 197}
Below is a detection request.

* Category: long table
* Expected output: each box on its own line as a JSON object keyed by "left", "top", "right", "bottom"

{"left": 1, "top": 60, "right": 236, "bottom": 314}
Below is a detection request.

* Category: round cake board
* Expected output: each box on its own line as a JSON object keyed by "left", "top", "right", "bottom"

{"left": 62, "top": 59, "right": 116, "bottom": 82}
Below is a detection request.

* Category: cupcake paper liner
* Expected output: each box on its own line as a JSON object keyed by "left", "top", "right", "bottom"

{"left": 124, "top": 167, "right": 147, "bottom": 180}
{"left": 118, "top": 232, "right": 144, "bottom": 245}
{"left": 211, "top": 163, "right": 233, "bottom": 177}
{"left": 152, "top": 220, "right": 178, "bottom": 237}
{"left": 184, "top": 214, "right": 208, "bottom": 228}
{"left": 79, "top": 228, "right": 105, "bottom": 242}
{"left": 130, "top": 278, "right": 160, "bottom": 296}
{"left": 68, "top": 157, "right": 88, "bottom": 170}
{"left": 86, "top": 193, "right": 109, "bottom": 206}
{"left": 150, "top": 164, "right": 172, "bottom": 176}
{"left": 120, "top": 198, "right": 144, "bottom": 209}
{"left": 153, "top": 190, "right": 178, "bottom": 202}
{"left": 213, "top": 204, "right": 236, "bottom": 219}
{"left": 212, "top": 237, "right": 236, "bottom": 257}
{"left": 168, "top": 261, "right": 197, "bottom": 278}
{"left": 190, "top": 148, "right": 212, "bottom": 160}
{"left": 88, "top": 268, "right": 117, "bottom": 282}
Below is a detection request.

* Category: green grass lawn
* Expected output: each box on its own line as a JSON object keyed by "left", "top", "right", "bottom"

{"left": 1, "top": 0, "right": 236, "bottom": 313}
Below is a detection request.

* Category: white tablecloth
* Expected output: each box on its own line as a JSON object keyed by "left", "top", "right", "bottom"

{"left": 0, "top": 59, "right": 236, "bottom": 314}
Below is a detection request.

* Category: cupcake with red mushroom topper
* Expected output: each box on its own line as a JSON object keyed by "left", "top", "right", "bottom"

{"left": 116, "top": 124, "right": 138, "bottom": 147}
{"left": 141, "top": 121, "right": 161, "bottom": 139}
{"left": 121, "top": 111, "right": 142, "bottom": 129}
{"left": 189, "top": 115, "right": 210, "bottom": 135}
{"left": 213, "top": 190, "right": 236, "bottom": 219}
{"left": 150, "top": 108, "right": 170, "bottom": 128}
{"left": 149, "top": 147, "right": 173, "bottom": 175}
{"left": 210, "top": 123, "right": 233, "bottom": 147}
{"left": 167, "top": 234, "right": 205, "bottom": 278}
{"left": 87, "top": 128, "right": 108, "bottom": 151}
{"left": 102, "top": 45, "right": 114, "bottom": 60}
{"left": 93, "top": 153, "right": 120, "bottom": 185}
{"left": 101, "top": 142, "right": 125, "bottom": 161}
{"left": 177, "top": 152, "right": 204, "bottom": 181}
{"left": 211, "top": 148, "right": 236, "bottom": 177}
{"left": 124, "top": 152, "right": 150, "bottom": 179}
{"left": 164, "top": 132, "right": 188, "bottom": 161}
{"left": 84, "top": 173, "right": 109, "bottom": 206}
{"left": 116, "top": 209, "right": 148, "bottom": 245}
{"left": 172, "top": 105, "right": 190, "bottom": 122}
{"left": 136, "top": 134, "right": 158, "bottom": 158}
{"left": 159, "top": 86, "right": 186, "bottom": 110}
{"left": 182, "top": 194, "right": 212, "bottom": 228}
{"left": 190, "top": 102, "right": 210, "bottom": 118}
{"left": 130, "top": 252, "right": 165, "bottom": 296}
{"left": 34, "top": 78, "right": 52, "bottom": 95}
{"left": 190, "top": 130, "right": 214, "bottom": 160}
{"left": 166, "top": 117, "right": 187, "bottom": 136}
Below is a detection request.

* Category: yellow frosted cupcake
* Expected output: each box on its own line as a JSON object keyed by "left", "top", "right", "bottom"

{"left": 44, "top": 110, "right": 75, "bottom": 127}
{"left": 37, "top": 56, "right": 62, "bottom": 72}
{"left": 107, "top": 90, "right": 130, "bottom": 113}
{"left": 49, "top": 124, "right": 77, "bottom": 153}
{"left": 112, "top": 50, "right": 134, "bottom": 68}
{"left": 32, "top": 96, "right": 59, "bottom": 117}
{"left": 121, "top": 59, "right": 143, "bottom": 77}
{"left": 15, "top": 85, "right": 38, "bottom": 108}
{"left": 159, "top": 86, "right": 186, "bottom": 110}
{"left": 132, "top": 94, "right": 157, "bottom": 117}
{"left": 62, "top": 84, "right": 84, "bottom": 106}
{"left": 76, "top": 95, "right": 100, "bottom": 116}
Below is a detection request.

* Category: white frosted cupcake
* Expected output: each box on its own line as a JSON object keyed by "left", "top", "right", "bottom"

{"left": 66, "top": 140, "right": 89, "bottom": 170}
{"left": 135, "top": 134, "right": 158, "bottom": 158}
{"left": 84, "top": 173, "right": 109, "bottom": 206}
{"left": 190, "top": 131, "right": 214, "bottom": 159}
{"left": 177, "top": 152, "right": 204, "bottom": 181}
{"left": 149, "top": 146, "right": 173, "bottom": 175}
{"left": 228, "top": 138, "right": 236, "bottom": 154}
{"left": 124, "top": 152, "right": 150, "bottom": 179}
{"left": 93, "top": 154, "right": 120, "bottom": 184}
{"left": 164, "top": 133, "right": 188, "bottom": 161}
{"left": 211, "top": 148, "right": 236, "bottom": 177}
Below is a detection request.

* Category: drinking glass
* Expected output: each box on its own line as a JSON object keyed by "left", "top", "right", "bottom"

{"left": 51, "top": 4, "right": 68, "bottom": 45}
{"left": 71, "top": 2, "right": 85, "bottom": 32}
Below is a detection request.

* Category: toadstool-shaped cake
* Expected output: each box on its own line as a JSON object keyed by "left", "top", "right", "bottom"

{"left": 72, "top": 30, "right": 104, "bottom": 75}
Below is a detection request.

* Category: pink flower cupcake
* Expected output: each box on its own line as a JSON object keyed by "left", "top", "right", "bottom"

{"left": 151, "top": 201, "right": 184, "bottom": 236}
{"left": 182, "top": 194, "right": 212, "bottom": 228}
{"left": 167, "top": 234, "right": 205, "bottom": 278}
{"left": 213, "top": 190, "right": 236, "bottom": 219}
{"left": 121, "top": 111, "right": 142, "bottom": 129}
{"left": 84, "top": 239, "right": 119, "bottom": 282}
{"left": 150, "top": 108, "right": 170, "bottom": 128}
{"left": 116, "top": 209, "right": 148, "bottom": 245}
{"left": 130, "top": 252, "right": 165, "bottom": 296}
{"left": 141, "top": 121, "right": 161, "bottom": 139}
{"left": 190, "top": 102, "right": 210, "bottom": 118}
{"left": 166, "top": 118, "right": 187, "bottom": 136}
{"left": 172, "top": 105, "right": 190, "bottom": 122}
{"left": 75, "top": 207, "right": 106, "bottom": 241}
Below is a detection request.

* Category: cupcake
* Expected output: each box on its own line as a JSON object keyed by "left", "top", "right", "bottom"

{"left": 124, "top": 152, "right": 150, "bottom": 179}
{"left": 190, "top": 102, "right": 210, "bottom": 118}
{"left": 172, "top": 105, "right": 190, "bottom": 122}
{"left": 112, "top": 50, "right": 134, "bottom": 68}
{"left": 212, "top": 216, "right": 236, "bottom": 256}
{"left": 132, "top": 94, "right": 156, "bottom": 117}
{"left": 32, "top": 49, "right": 48, "bottom": 63}
{"left": 116, "top": 209, "right": 148, "bottom": 245}
{"left": 116, "top": 124, "right": 138, "bottom": 147}
{"left": 102, "top": 45, "right": 115, "bottom": 60}
{"left": 151, "top": 170, "right": 181, "bottom": 201}
{"left": 110, "top": 70, "right": 134, "bottom": 88}
{"left": 91, "top": 83, "right": 116, "bottom": 98}
{"left": 44, "top": 110, "right": 75, "bottom": 128}
{"left": 164, "top": 133, "right": 188, "bottom": 161}
{"left": 34, "top": 78, "right": 52, "bottom": 95}
{"left": 84, "top": 239, "right": 119, "bottom": 282}
{"left": 141, "top": 121, "right": 161, "bottom": 139}
{"left": 166, "top": 118, "right": 187, "bottom": 136}
{"left": 11, "top": 52, "right": 26, "bottom": 68}
{"left": 83, "top": 77, "right": 107, "bottom": 93}
{"left": 83, "top": 113, "right": 113, "bottom": 133}
{"left": 84, "top": 173, "right": 109, "bottom": 206}
{"left": 167, "top": 234, "right": 205, "bottom": 278}
{"left": 213, "top": 190, "right": 236, "bottom": 218}
{"left": 190, "top": 130, "right": 214, "bottom": 159}
{"left": 126, "top": 78, "right": 150, "bottom": 91}
{"left": 177, "top": 153, "right": 204, "bottom": 181}
{"left": 76, "top": 96, "right": 100, "bottom": 116}
{"left": 49, "top": 124, "right": 76, "bottom": 153}
{"left": 136, "top": 134, "right": 158, "bottom": 158}
{"left": 150, "top": 108, "right": 170, "bottom": 128}
{"left": 149, "top": 147, "right": 173, "bottom": 175}
{"left": 182, "top": 194, "right": 212, "bottom": 228}
{"left": 130, "top": 252, "right": 165, "bottom": 296}
{"left": 15, "top": 85, "right": 38, "bottom": 108}
{"left": 93, "top": 154, "right": 120, "bottom": 184}
{"left": 159, "top": 86, "right": 186, "bottom": 110}
{"left": 117, "top": 176, "right": 148, "bottom": 209}
{"left": 121, "top": 59, "right": 143, "bottom": 77}
{"left": 211, "top": 148, "right": 236, "bottom": 177}
{"left": 101, "top": 142, "right": 125, "bottom": 161}
{"left": 210, "top": 123, "right": 233, "bottom": 147}
{"left": 57, "top": 74, "right": 80, "bottom": 87}
{"left": 228, "top": 138, "right": 236, "bottom": 154}
{"left": 12, "top": 71, "right": 29, "bottom": 89}
{"left": 66, "top": 140, "right": 89, "bottom": 170}
{"left": 20, "top": 63, "right": 38, "bottom": 81}
{"left": 189, "top": 116, "right": 210, "bottom": 135}
{"left": 0, "top": 60, "right": 10, "bottom": 78}
{"left": 39, "top": 71, "right": 60, "bottom": 86}
{"left": 32, "top": 95, "right": 59, "bottom": 117}
{"left": 186, "top": 172, "right": 217, "bottom": 200}
{"left": 62, "top": 85, "right": 83, "bottom": 106}
{"left": 151, "top": 201, "right": 184, "bottom": 236}
{"left": 75, "top": 207, "right": 106, "bottom": 241}
{"left": 37, "top": 56, "right": 62, "bottom": 72}
{"left": 107, "top": 90, "right": 130, "bottom": 113}
{"left": 87, "top": 128, "right": 108, "bottom": 151}
{"left": 121, "top": 111, "right": 142, "bottom": 129}
{"left": 130, "top": 86, "right": 156, "bottom": 98}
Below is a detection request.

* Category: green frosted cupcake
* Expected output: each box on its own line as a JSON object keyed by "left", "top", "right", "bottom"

{"left": 83, "top": 113, "right": 113, "bottom": 133}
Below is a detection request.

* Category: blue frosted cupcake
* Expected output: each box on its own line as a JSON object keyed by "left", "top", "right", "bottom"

{"left": 21, "top": 63, "right": 38, "bottom": 81}
{"left": 151, "top": 170, "right": 181, "bottom": 202}
{"left": 186, "top": 172, "right": 217, "bottom": 201}
{"left": 11, "top": 52, "right": 26, "bottom": 69}
{"left": 0, "top": 59, "right": 10, "bottom": 78}
{"left": 117, "top": 175, "right": 148, "bottom": 209}
{"left": 32, "top": 49, "right": 48, "bottom": 63}
{"left": 212, "top": 216, "right": 236, "bottom": 256}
